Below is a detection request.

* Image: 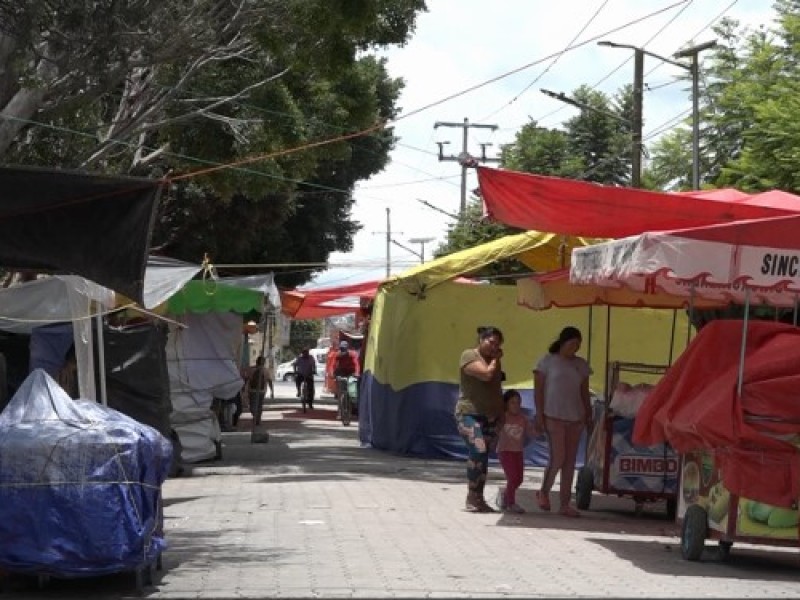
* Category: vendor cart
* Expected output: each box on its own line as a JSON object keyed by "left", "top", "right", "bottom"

{"left": 679, "top": 449, "right": 799, "bottom": 561}
{"left": 576, "top": 361, "right": 678, "bottom": 517}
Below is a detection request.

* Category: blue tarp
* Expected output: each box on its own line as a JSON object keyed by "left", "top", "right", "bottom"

{"left": 358, "top": 371, "right": 586, "bottom": 466}
{"left": 0, "top": 369, "right": 172, "bottom": 577}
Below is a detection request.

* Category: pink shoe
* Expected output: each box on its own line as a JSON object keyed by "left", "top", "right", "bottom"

{"left": 559, "top": 505, "right": 580, "bottom": 518}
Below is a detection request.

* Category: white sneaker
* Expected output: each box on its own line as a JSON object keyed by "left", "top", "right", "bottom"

{"left": 495, "top": 488, "right": 507, "bottom": 510}
{"left": 506, "top": 503, "right": 526, "bottom": 514}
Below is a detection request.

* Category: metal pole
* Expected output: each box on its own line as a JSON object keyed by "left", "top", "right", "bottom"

{"left": 95, "top": 313, "right": 107, "bottom": 406}
{"left": 385, "top": 207, "right": 391, "bottom": 277}
{"left": 668, "top": 309, "right": 677, "bottom": 365}
{"left": 632, "top": 49, "right": 644, "bottom": 188}
{"left": 736, "top": 289, "right": 751, "bottom": 398}
{"left": 691, "top": 59, "right": 700, "bottom": 190}
{"left": 460, "top": 117, "right": 469, "bottom": 215}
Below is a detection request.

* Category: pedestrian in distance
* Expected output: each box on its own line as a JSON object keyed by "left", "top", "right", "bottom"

{"left": 246, "top": 355, "right": 268, "bottom": 426}
{"left": 533, "top": 326, "right": 593, "bottom": 517}
{"left": 455, "top": 325, "right": 505, "bottom": 513}
{"left": 495, "top": 389, "right": 540, "bottom": 514}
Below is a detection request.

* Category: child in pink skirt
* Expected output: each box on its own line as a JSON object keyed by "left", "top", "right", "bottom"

{"left": 495, "top": 389, "right": 539, "bottom": 513}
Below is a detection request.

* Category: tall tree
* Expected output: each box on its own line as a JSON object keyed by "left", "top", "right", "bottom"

{"left": 1, "top": 1, "right": 427, "bottom": 287}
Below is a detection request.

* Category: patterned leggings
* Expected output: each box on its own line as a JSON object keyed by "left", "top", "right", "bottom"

{"left": 456, "top": 414, "right": 497, "bottom": 498}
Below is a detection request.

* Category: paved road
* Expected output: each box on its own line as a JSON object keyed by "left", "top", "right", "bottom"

{"left": 4, "top": 390, "right": 800, "bottom": 598}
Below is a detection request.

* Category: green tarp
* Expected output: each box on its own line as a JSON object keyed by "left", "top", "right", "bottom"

{"left": 166, "top": 280, "right": 262, "bottom": 315}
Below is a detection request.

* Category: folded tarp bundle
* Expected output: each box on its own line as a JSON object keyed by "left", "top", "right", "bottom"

{"left": 0, "top": 369, "right": 172, "bottom": 576}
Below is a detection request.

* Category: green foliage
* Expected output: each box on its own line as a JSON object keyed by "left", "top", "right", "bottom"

{"left": 1, "top": 1, "right": 427, "bottom": 289}
{"left": 289, "top": 320, "right": 323, "bottom": 355}
{"left": 433, "top": 197, "right": 527, "bottom": 283}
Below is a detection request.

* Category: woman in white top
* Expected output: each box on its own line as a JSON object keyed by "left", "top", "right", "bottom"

{"left": 533, "top": 326, "right": 592, "bottom": 517}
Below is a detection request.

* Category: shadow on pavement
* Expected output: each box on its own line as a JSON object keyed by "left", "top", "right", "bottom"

{"left": 586, "top": 536, "right": 800, "bottom": 581}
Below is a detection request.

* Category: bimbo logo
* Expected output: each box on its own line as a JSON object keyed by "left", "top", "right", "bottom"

{"left": 618, "top": 455, "right": 678, "bottom": 476}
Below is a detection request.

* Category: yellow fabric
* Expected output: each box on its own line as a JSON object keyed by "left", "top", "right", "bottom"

{"left": 366, "top": 279, "right": 690, "bottom": 394}
{"left": 384, "top": 231, "right": 600, "bottom": 295}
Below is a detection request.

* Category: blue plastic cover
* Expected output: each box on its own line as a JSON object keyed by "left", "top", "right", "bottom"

{"left": 0, "top": 369, "right": 173, "bottom": 577}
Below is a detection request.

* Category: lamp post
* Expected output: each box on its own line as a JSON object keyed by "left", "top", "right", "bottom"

{"left": 408, "top": 236, "right": 435, "bottom": 264}
{"left": 597, "top": 40, "right": 716, "bottom": 190}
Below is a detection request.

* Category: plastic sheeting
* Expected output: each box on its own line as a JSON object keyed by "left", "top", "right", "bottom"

{"left": 634, "top": 320, "right": 800, "bottom": 508}
{"left": 0, "top": 369, "right": 172, "bottom": 577}
{"left": 166, "top": 312, "right": 244, "bottom": 462}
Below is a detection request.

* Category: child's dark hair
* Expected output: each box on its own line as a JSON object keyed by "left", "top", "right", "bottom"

{"left": 548, "top": 326, "right": 582, "bottom": 354}
{"left": 503, "top": 388, "right": 520, "bottom": 405}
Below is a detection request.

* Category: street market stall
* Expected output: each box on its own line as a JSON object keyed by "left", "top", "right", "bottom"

{"left": 517, "top": 268, "right": 730, "bottom": 516}
{"left": 570, "top": 212, "right": 800, "bottom": 561}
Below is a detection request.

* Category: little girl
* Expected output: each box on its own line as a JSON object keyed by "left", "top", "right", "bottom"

{"left": 495, "top": 389, "right": 538, "bottom": 513}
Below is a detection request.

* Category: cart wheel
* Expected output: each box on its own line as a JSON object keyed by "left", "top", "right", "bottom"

{"left": 575, "top": 467, "right": 593, "bottom": 510}
{"left": 666, "top": 498, "right": 678, "bottom": 520}
{"left": 681, "top": 505, "right": 708, "bottom": 561}
{"left": 718, "top": 540, "right": 733, "bottom": 562}
{"left": 634, "top": 501, "right": 644, "bottom": 517}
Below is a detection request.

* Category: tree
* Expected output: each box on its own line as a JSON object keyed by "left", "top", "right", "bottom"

{"left": 1, "top": 1, "right": 428, "bottom": 287}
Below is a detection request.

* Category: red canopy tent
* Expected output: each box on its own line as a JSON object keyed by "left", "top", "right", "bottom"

{"left": 477, "top": 167, "right": 800, "bottom": 238}
{"left": 280, "top": 280, "right": 379, "bottom": 320}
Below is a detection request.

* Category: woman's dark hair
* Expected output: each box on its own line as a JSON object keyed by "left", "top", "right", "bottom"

{"left": 548, "top": 326, "right": 582, "bottom": 354}
{"left": 476, "top": 325, "right": 504, "bottom": 343}
{"left": 503, "top": 388, "right": 520, "bottom": 405}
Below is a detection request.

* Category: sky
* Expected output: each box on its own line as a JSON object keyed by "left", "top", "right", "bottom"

{"left": 311, "top": 0, "right": 777, "bottom": 289}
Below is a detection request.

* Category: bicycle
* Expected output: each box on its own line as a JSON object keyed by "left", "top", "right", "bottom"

{"left": 336, "top": 375, "right": 358, "bottom": 426}
{"left": 299, "top": 377, "right": 310, "bottom": 413}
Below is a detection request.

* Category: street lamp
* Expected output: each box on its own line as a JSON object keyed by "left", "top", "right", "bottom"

{"left": 408, "top": 237, "right": 435, "bottom": 264}
{"left": 597, "top": 39, "right": 716, "bottom": 190}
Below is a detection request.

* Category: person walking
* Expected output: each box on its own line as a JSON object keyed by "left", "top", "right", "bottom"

{"left": 246, "top": 355, "right": 268, "bottom": 426}
{"left": 533, "top": 326, "right": 592, "bottom": 517}
{"left": 495, "top": 389, "right": 538, "bottom": 514}
{"left": 455, "top": 326, "right": 505, "bottom": 513}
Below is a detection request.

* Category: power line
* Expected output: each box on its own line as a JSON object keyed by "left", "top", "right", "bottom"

{"left": 396, "top": 0, "right": 691, "bottom": 123}
{"left": 479, "top": 0, "right": 610, "bottom": 122}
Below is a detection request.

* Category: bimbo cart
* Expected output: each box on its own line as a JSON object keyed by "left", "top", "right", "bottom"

{"left": 576, "top": 361, "right": 678, "bottom": 517}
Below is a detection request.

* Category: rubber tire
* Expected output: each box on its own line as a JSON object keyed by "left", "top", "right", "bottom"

{"left": 300, "top": 381, "right": 308, "bottom": 413}
{"left": 718, "top": 540, "right": 733, "bottom": 562}
{"left": 681, "top": 504, "right": 708, "bottom": 561}
{"left": 666, "top": 497, "right": 678, "bottom": 520}
{"left": 340, "top": 393, "right": 351, "bottom": 426}
{"left": 575, "top": 466, "right": 593, "bottom": 510}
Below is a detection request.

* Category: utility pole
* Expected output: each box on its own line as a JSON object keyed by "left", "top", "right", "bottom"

{"left": 385, "top": 207, "right": 391, "bottom": 278}
{"left": 434, "top": 118, "right": 501, "bottom": 215}
{"left": 598, "top": 39, "right": 716, "bottom": 191}
{"left": 675, "top": 40, "right": 717, "bottom": 190}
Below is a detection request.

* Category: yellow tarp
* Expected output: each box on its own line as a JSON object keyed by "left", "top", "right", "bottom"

{"left": 367, "top": 279, "right": 690, "bottom": 394}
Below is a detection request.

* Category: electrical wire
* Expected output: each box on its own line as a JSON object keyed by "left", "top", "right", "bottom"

{"left": 478, "top": 0, "right": 610, "bottom": 122}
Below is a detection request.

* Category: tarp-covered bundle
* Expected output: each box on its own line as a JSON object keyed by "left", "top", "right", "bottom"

{"left": 0, "top": 370, "right": 172, "bottom": 576}
{"left": 633, "top": 320, "right": 800, "bottom": 508}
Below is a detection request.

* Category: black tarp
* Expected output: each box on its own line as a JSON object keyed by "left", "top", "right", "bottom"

{"left": 96, "top": 322, "right": 172, "bottom": 438}
{"left": 0, "top": 165, "right": 162, "bottom": 304}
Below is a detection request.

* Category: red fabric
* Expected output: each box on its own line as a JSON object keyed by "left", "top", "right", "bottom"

{"left": 477, "top": 167, "right": 800, "bottom": 238}
{"left": 280, "top": 280, "right": 379, "bottom": 319}
{"left": 633, "top": 320, "right": 800, "bottom": 507}
{"left": 668, "top": 212, "right": 800, "bottom": 249}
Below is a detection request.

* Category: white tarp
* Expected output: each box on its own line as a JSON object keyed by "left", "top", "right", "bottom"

{"left": 218, "top": 273, "right": 281, "bottom": 310}
{"left": 165, "top": 312, "right": 244, "bottom": 463}
{"left": 570, "top": 215, "right": 800, "bottom": 308}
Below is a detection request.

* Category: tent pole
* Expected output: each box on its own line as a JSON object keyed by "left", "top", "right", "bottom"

{"left": 586, "top": 305, "right": 594, "bottom": 368}
{"left": 736, "top": 288, "right": 751, "bottom": 399}
{"left": 604, "top": 305, "right": 611, "bottom": 403}
{"left": 687, "top": 283, "right": 696, "bottom": 348}
{"left": 95, "top": 313, "right": 108, "bottom": 406}
{"left": 668, "top": 309, "right": 677, "bottom": 365}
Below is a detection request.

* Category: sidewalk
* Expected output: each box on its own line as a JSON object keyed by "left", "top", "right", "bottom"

{"left": 7, "top": 393, "right": 800, "bottom": 599}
